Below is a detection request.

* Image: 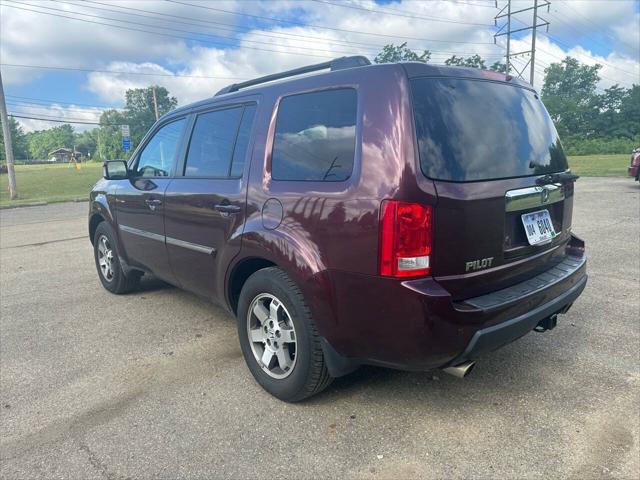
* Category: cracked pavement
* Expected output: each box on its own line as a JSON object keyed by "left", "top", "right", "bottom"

{"left": 1, "top": 177, "right": 639, "bottom": 479}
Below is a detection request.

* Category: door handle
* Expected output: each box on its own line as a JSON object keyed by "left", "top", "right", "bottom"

{"left": 145, "top": 198, "right": 162, "bottom": 211}
{"left": 214, "top": 203, "right": 241, "bottom": 215}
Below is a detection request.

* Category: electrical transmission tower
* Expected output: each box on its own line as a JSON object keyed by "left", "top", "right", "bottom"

{"left": 494, "top": 0, "right": 550, "bottom": 85}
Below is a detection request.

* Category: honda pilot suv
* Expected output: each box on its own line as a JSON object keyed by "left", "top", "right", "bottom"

{"left": 90, "top": 57, "right": 587, "bottom": 402}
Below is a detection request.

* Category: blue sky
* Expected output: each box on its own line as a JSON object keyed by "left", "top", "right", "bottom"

{"left": 1, "top": 0, "right": 638, "bottom": 131}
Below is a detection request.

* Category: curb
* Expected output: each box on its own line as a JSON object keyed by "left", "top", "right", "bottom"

{"left": 0, "top": 198, "right": 88, "bottom": 210}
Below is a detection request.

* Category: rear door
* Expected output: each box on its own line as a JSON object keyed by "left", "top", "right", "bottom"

{"left": 410, "top": 77, "right": 575, "bottom": 299}
{"left": 116, "top": 117, "right": 187, "bottom": 284}
{"left": 163, "top": 103, "right": 257, "bottom": 299}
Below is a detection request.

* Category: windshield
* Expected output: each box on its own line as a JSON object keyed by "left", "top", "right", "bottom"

{"left": 411, "top": 78, "right": 568, "bottom": 182}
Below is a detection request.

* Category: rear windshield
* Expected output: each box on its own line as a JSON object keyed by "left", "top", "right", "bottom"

{"left": 411, "top": 78, "right": 568, "bottom": 182}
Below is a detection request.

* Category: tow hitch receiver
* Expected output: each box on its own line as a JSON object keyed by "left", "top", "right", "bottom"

{"left": 534, "top": 314, "right": 558, "bottom": 332}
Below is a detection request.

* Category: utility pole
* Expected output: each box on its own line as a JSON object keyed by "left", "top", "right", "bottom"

{"left": 530, "top": 0, "right": 539, "bottom": 85}
{"left": 505, "top": 0, "right": 511, "bottom": 74}
{"left": 152, "top": 86, "right": 159, "bottom": 121}
{"left": 0, "top": 70, "right": 17, "bottom": 200}
{"left": 494, "top": 0, "right": 550, "bottom": 85}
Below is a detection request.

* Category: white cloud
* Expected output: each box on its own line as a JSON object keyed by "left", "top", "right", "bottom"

{"left": 0, "top": 0, "right": 237, "bottom": 84}
{"left": 1, "top": 0, "right": 638, "bottom": 112}
{"left": 8, "top": 104, "right": 105, "bottom": 132}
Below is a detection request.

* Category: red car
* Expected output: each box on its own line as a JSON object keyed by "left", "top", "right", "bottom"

{"left": 629, "top": 148, "right": 640, "bottom": 181}
{"left": 90, "top": 57, "right": 587, "bottom": 401}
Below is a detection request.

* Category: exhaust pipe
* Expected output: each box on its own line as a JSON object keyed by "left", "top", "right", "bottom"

{"left": 442, "top": 360, "right": 475, "bottom": 379}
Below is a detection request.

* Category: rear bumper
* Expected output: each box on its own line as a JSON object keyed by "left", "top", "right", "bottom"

{"left": 319, "top": 237, "right": 587, "bottom": 376}
{"left": 449, "top": 272, "right": 586, "bottom": 365}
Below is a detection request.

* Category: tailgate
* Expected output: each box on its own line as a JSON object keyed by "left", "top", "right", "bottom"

{"left": 409, "top": 75, "right": 575, "bottom": 300}
{"left": 431, "top": 177, "right": 575, "bottom": 300}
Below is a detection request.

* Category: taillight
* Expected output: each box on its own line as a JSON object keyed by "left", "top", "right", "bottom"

{"left": 379, "top": 200, "right": 433, "bottom": 278}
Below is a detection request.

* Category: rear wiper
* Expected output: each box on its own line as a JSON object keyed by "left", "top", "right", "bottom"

{"left": 536, "top": 172, "right": 580, "bottom": 185}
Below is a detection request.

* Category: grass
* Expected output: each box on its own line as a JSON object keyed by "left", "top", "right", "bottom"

{"left": 0, "top": 154, "right": 632, "bottom": 207}
{"left": 566, "top": 154, "right": 630, "bottom": 177}
{"left": 0, "top": 162, "right": 103, "bottom": 207}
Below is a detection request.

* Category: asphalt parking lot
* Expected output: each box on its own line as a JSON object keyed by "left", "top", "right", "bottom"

{"left": 1, "top": 177, "right": 638, "bottom": 479}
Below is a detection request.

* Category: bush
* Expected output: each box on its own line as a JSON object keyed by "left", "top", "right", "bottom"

{"left": 562, "top": 135, "right": 639, "bottom": 156}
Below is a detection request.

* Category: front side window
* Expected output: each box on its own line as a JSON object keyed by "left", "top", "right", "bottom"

{"left": 271, "top": 88, "right": 357, "bottom": 182}
{"left": 136, "top": 119, "right": 186, "bottom": 177}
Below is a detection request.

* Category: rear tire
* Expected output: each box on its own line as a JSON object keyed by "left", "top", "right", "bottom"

{"left": 237, "top": 267, "right": 333, "bottom": 402}
{"left": 93, "top": 222, "right": 141, "bottom": 294}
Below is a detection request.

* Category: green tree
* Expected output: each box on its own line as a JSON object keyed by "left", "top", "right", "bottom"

{"left": 0, "top": 117, "right": 28, "bottom": 161}
{"left": 75, "top": 128, "right": 98, "bottom": 160}
{"left": 374, "top": 42, "right": 431, "bottom": 64}
{"left": 444, "top": 54, "right": 486, "bottom": 69}
{"left": 25, "top": 124, "right": 75, "bottom": 159}
{"left": 489, "top": 61, "right": 507, "bottom": 73}
{"left": 96, "top": 109, "right": 127, "bottom": 161}
{"left": 541, "top": 57, "right": 601, "bottom": 138}
{"left": 125, "top": 86, "right": 177, "bottom": 145}
{"left": 616, "top": 84, "right": 640, "bottom": 139}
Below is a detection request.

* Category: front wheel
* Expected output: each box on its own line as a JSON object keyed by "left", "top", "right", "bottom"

{"left": 237, "top": 267, "right": 333, "bottom": 402}
{"left": 93, "top": 222, "right": 141, "bottom": 294}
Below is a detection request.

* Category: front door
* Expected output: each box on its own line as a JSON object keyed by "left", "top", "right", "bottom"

{"left": 164, "top": 104, "right": 257, "bottom": 299}
{"left": 116, "top": 118, "right": 187, "bottom": 284}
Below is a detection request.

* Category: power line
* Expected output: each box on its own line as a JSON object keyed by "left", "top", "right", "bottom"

{"left": 0, "top": 52, "right": 506, "bottom": 85}
{"left": 549, "top": 3, "right": 638, "bottom": 52}
{"left": 493, "top": 14, "right": 638, "bottom": 82}
{"left": 539, "top": 31, "right": 638, "bottom": 78}
{"left": 165, "top": 0, "right": 497, "bottom": 45}
{"left": 73, "top": 0, "right": 388, "bottom": 51}
{"left": 495, "top": 0, "right": 550, "bottom": 83}
{"left": 3, "top": 1, "right": 355, "bottom": 59}
{"left": 544, "top": 10, "right": 617, "bottom": 53}
{"left": 8, "top": 114, "right": 105, "bottom": 125}
{"left": 371, "top": 0, "right": 497, "bottom": 8}
{"left": 23, "top": 0, "right": 371, "bottom": 58}
{"left": 46, "top": 0, "right": 503, "bottom": 57}
{"left": 0, "top": 63, "right": 246, "bottom": 80}
{"left": 1, "top": 2, "right": 345, "bottom": 59}
{"left": 6, "top": 100, "right": 106, "bottom": 115}
{"left": 495, "top": 8, "right": 638, "bottom": 79}
{"left": 536, "top": 46, "right": 637, "bottom": 84}
{"left": 310, "top": 0, "right": 494, "bottom": 26}
{"left": 5, "top": 94, "right": 115, "bottom": 109}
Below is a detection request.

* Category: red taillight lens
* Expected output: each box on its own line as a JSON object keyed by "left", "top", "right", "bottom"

{"left": 379, "top": 200, "right": 433, "bottom": 278}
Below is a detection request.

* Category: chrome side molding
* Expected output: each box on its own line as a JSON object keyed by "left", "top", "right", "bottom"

{"left": 120, "top": 224, "right": 215, "bottom": 256}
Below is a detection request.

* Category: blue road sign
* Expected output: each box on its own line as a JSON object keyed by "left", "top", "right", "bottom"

{"left": 122, "top": 138, "right": 131, "bottom": 151}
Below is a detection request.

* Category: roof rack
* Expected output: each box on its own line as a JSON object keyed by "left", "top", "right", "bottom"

{"left": 214, "top": 56, "right": 371, "bottom": 96}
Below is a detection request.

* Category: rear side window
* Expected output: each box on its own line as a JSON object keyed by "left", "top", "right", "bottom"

{"left": 230, "top": 105, "right": 257, "bottom": 178}
{"left": 184, "top": 107, "right": 243, "bottom": 177}
{"left": 411, "top": 78, "right": 568, "bottom": 182}
{"left": 271, "top": 88, "right": 357, "bottom": 182}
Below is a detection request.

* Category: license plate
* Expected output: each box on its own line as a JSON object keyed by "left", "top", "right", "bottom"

{"left": 521, "top": 209, "right": 557, "bottom": 246}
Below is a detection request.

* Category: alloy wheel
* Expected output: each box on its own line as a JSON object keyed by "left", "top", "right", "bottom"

{"left": 246, "top": 293, "right": 297, "bottom": 379}
{"left": 97, "top": 234, "right": 115, "bottom": 282}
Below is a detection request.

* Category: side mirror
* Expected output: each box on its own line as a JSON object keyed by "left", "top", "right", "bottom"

{"left": 103, "top": 161, "right": 129, "bottom": 180}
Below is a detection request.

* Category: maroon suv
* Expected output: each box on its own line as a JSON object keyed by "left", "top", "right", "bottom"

{"left": 90, "top": 57, "right": 587, "bottom": 401}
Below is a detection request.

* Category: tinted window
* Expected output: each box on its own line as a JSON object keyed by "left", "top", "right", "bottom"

{"left": 272, "top": 89, "right": 357, "bottom": 181}
{"left": 411, "top": 78, "right": 568, "bottom": 182}
{"left": 136, "top": 119, "right": 185, "bottom": 177}
{"left": 230, "top": 105, "right": 257, "bottom": 178}
{"left": 185, "top": 107, "right": 243, "bottom": 177}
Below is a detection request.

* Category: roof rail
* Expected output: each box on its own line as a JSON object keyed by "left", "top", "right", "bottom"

{"left": 214, "top": 56, "right": 371, "bottom": 96}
